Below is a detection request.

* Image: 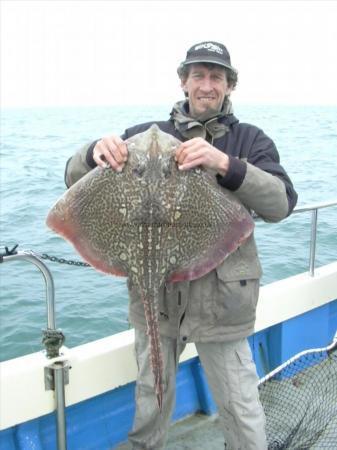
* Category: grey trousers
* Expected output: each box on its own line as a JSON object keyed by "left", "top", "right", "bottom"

{"left": 127, "top": 329, "right": 267, "bottom": 450}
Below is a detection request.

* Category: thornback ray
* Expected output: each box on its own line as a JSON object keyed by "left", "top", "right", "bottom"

{"left": 46, "top": 124, "right": 254, "bottom": 411}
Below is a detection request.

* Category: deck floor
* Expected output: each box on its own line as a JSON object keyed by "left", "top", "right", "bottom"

{"left": 116, "top": 413, "right": 224, "bottom": 449}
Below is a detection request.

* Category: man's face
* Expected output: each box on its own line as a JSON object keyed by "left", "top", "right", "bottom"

{"left": 181, "top": 64, "right": 232, "bottom": 118}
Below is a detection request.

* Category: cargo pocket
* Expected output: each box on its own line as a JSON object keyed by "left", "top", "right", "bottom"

{"left": 214, "top": 274, "right": 260, "bottom": 326}
{"left": 234, "top": 342, "right": 261, "bottom": 417}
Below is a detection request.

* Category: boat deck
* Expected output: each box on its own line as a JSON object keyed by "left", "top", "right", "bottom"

{"left": 117, "top": 413, "right": 223, "bottom": 449}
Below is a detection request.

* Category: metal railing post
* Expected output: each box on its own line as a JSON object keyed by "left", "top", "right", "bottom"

{"left": 1, "top": 251, "right": 56, "bottom": 329}
{"left": 53, "top": 362, "right": 68, "bottom": 450}
{"left": 0, "top": 250, "right": 68, "bottom": 450}
{"left": 309, "top": 209, "right": 318, "bottom": 277}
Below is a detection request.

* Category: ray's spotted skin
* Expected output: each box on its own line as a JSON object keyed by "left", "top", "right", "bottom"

{"left": 46, "top": 125, "right": 254, "bottom": 410}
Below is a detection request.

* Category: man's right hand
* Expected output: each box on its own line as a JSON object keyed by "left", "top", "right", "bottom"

{"left": 93, "top": 136, "right": 128, "bottom": 172}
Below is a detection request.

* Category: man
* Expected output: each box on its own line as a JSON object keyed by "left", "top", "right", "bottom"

{"left": 65, "top": 41, "right": 297, "bottom": 449}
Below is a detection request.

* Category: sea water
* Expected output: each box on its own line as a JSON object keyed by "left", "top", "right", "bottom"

{"left": 1, "top": 104, "right": 336, "bottom": 361}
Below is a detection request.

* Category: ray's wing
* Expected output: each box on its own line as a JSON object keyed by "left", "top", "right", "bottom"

{"left": 46, "top": 166, "right": 140, "bottom": 277}
{"left": 166, "top": 169, "right": 254, "bottom": 282}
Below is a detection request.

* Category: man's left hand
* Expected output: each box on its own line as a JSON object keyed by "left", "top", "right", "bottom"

{"left": 175, "top": 137, "right": 229, "bottom": 175}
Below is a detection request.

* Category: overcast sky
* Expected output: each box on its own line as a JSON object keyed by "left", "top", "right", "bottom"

{"left": 1, "top": 0, "right": 337, "bottom": 108}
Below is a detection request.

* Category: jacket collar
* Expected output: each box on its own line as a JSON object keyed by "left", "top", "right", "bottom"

{"left": 170, "top": 98, "right": 238, "bottom": 142}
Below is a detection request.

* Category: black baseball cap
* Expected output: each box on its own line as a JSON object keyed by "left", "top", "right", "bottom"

{"left": 179, "top": 41, "right": 237, "bottom": 74}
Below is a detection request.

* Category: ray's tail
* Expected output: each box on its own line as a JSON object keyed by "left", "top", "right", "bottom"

{"left": 142, "top": 293, "right": 164, "bottom": 412}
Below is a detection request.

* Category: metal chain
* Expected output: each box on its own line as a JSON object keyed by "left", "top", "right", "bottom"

{"left": 0, "top": 245, "right": 90, "bottom": 267}
{"left": 39, "top": 252, "right": 90, "bottom": 267}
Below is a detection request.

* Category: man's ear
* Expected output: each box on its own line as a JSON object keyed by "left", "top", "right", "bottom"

{"left": 181, "top": 80, "right": 189, "bottom": 98}
{"left": 180, "top": 79, "right": 188, "bottom": 94}
{"left": 226, "top": 85, "right": 233, "bottom": 97}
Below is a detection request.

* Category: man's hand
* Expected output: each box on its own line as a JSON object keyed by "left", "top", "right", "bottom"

{"left": 175, "top": 137, "right": 229, "bottom": 175}
{"left": 93, "top": 136, "right": 128, "bottom": 172}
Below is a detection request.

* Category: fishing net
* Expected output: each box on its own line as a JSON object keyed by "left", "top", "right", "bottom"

{"left": 258, "top": 335, "right": 337, "bottom": 449}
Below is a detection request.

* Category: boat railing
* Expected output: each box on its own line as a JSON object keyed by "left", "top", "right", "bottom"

{"left": 0, "top": 250, "right": 68, "bottom": 450}
{"left": 1, "top": 250, "right": 57, "bottom": 330}
{"left": 292, "top": 200, "right": 337, "bottom": 277}
{"left": 255, "top": 199, "right": 337, "bottom": 277}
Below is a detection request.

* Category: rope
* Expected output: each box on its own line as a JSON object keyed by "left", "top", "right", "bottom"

{"left": 0, "top": 244, "right": 19, "bottom": 262}
{"left": 42, "top": 328, "right": 66, "bottom": 359}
